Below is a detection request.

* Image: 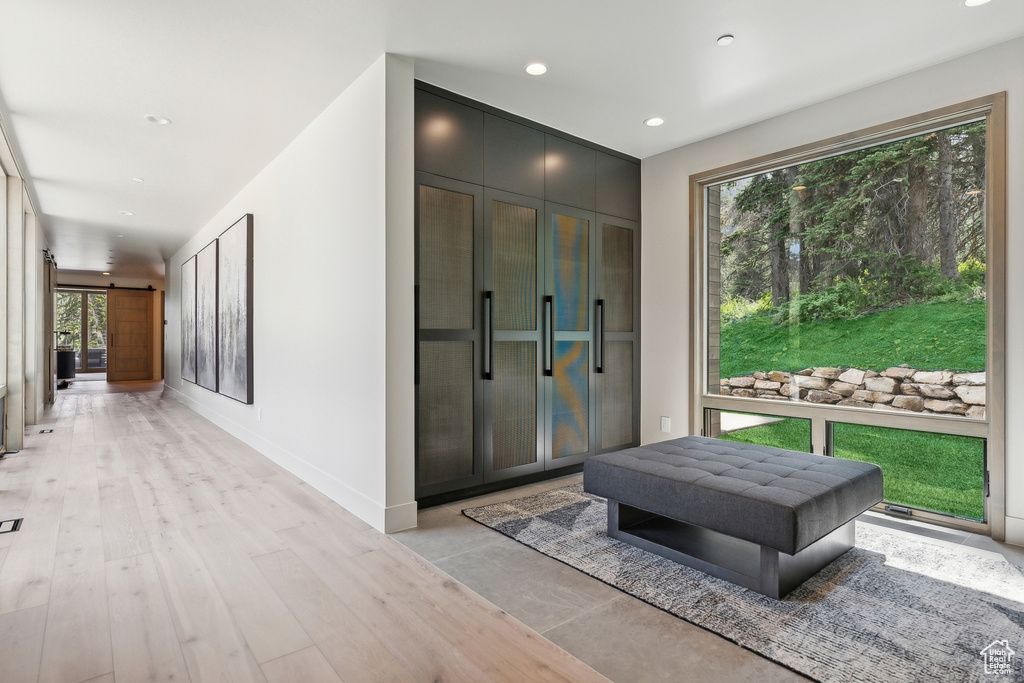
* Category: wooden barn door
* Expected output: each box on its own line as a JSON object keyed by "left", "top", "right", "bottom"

{"left": 107, "top": 290, "right": 152, "bottom": 381}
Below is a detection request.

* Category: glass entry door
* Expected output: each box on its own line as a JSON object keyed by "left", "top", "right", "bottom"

{"left": 56, "top": 289, "right": 107, "bottom": 372}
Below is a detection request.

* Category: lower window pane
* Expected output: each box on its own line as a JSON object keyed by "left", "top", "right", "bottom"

{"left": 830, "top": 423, "right": 985, "bottom": 521}
{"left": 707, "top": 410, "right": 811, "bottom": 453}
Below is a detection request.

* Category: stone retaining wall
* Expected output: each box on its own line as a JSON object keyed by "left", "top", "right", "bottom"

{"left": 720, "top": 365, "right": 985, "bottom": 419}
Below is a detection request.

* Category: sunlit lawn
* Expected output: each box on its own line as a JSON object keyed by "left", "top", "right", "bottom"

{"left": 718, "top": 417, "right": 984, "bottom": 520}
{"left": 720, "top": 300, "right": 985, "bottom": 378}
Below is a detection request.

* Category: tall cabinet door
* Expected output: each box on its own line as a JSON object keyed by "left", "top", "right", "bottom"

{"left": 597, "top": 215, "right": 640, "bottom": 451}
{"left": 545, "top": 203, "right": 598, "bottom": 468}
{"left": 482, "top": 190, "right": 546, "bottom": 481}
{"left": 415, "top": 173, "right": 484, "bottom": 497}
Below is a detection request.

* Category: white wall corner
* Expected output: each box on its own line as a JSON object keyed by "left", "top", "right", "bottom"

{"left": 384, "top": 52, "right": 417, "bottom": 527}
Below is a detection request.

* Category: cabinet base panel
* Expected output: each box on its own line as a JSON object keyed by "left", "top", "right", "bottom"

{"left": 417, "top": 464, "right": 583, "bottom": 510}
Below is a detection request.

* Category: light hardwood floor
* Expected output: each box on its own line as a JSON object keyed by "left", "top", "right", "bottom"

{"left": 0, "top": 381, "right": 606, "bottom": 683}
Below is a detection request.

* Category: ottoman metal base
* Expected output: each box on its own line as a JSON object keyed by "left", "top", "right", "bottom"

{"left": 608, "top": 500, "right": 855, "bottom": 599}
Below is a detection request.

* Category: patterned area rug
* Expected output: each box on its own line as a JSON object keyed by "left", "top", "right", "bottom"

{"left": 463, "top": 484, "right": 1024, "bottom": 683}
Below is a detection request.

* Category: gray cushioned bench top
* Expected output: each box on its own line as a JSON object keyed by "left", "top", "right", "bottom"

{"left": 584, "top": 435, "right": 883, "bottom": 555}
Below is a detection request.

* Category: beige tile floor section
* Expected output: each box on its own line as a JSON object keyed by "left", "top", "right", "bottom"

{"left": 393, "top": 474, "right": 1024, "bottom": 683}
{"left": 0, "top": 382, "right": 606, "bottom": 682}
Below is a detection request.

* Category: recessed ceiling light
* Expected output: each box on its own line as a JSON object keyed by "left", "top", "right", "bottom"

{"left": 525, "top": 63, "right": 548, "bottom": 76}
{"left": 144, "top": 115, "right": 171, "bottom": 125}
{"left": 964, "top": 0, "right": 991, "bottom": 5}
{"left": 102, "top": 272, "right": 110, "bottom": 275}
{"left": 118, "top": 210, "right": 134, "bottom": 216}
{"left": 644, "top": 117, "right": 665, "bottom": 127}
{"left": 132, "top": 177, "right": 144, "bottom": 183}
{"left": 717, "top": 34, "right": 735, "bottom": 46}
{"left": 117, "top": 234, "right": 124, "bottom": 238}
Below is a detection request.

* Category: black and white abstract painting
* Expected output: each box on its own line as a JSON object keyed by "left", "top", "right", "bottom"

{"left": 217, "top": 214, "right": 253, "bottom": 404}
{"left": 196, "top": 239, "right": 219, "bottom": 392}
{"left": 181, "top": 255, "right": 197, "bottom": 383}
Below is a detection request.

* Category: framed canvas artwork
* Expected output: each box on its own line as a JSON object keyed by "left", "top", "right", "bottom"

{"left": 196, "top": 239, "right": 219, "bottom": 392}
{"left": 181, "top": 255, "right": 197, "bottom": 383}
{"left": 217, "top": 214, "right": 254, "bottom": 404}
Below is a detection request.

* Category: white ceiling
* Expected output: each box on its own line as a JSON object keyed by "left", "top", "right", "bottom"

{"left": 0, "top": 0, "right": 1021, "bottom": 279}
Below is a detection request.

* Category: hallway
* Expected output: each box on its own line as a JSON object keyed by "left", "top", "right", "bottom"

{"left": 0, "top": 382, "right": 604, "bottom": 682}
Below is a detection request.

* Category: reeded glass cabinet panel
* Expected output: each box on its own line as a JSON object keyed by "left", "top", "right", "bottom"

{"left": 417, "top": 341, "right": 475, "bottom": 486}
{"left": 492, "top": 341, "right": 537, "bottom": 471}
{"left": 416, "top": 176, "right": 483, "bottom": 496}
{"left": 546, "top": 206, "right": 597, "bottom": 465}
{"left": 553, "top": 340, "right": 590, "bottom": 457}
{"left": 601, "top": 340, "right": 633, "bottom": 449}
{"left": 492, "top": 201, "right": 537, "bottom": 331}
{"left": 553, "top": 214, "right": 589, "bottom": 331}
{"left": 418, "top": 185, "right": 475, "bottom": 330}
{"left": 483, "top": 192, "right": 544, "bottom": 479}
{"left": 598, "top": 218, "right": 639, "bottom": 451}
{"left": 602, "top": 224, "right": 633, "bottom": 333}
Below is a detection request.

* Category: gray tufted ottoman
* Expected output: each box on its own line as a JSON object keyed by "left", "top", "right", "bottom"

{"left": 584, "top": 435, "right": 883, "bottom": 598}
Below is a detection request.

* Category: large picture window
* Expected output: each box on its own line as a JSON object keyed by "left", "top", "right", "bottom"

{"left": 691, "top": 95, "right": 1005, "bottom": 535}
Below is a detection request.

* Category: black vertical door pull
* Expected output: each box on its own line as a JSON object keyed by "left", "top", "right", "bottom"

{"left": 543, "top": 296, "right": 553, "bottom": 377}
{"left": 595, "top": 299, "right": 605, "bottom": 373}
{"left": 483, "top": 291, "right": 494, "bottom": 380}
{"left": 414, "top": 285, "right": 420, "bottom": 386}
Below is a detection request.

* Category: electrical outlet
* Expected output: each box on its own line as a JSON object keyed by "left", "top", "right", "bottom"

{"left": 660, "top": 416, "right": 671, "bottom": 433}
{"left": 257, "top": 408, "right": 262, "bottom": 422}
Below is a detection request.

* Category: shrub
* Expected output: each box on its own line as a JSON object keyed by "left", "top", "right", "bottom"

{"left": 767, "top": 256, "right": 983, "bottom": 326}
{"left": 721, "top": 292, "right": 772, "bottom": 324}
{"left": 770, "top": 280, "right": 859, "bottom": 325}
{"left": 958, "top": 257, "right": 986, "bottom": 287}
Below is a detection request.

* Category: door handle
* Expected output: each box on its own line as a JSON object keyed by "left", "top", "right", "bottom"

{"left": 483, "top": 291, "right": 494, "bottom": 380}
{"left": 543, "top": 296, "right": 553, "bottom": 377}
{"left": 595, "top": 299, "right": 605, "bottom": 374}
{"left": 414, "top": 285, "right": 420, "bottom": 386}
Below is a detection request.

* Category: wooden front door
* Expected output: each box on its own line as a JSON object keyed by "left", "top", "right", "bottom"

{"left": 107, "top": 290, "right": 152, "bottom": 381}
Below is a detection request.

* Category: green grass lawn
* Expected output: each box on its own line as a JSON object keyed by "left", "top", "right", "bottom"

{"left": 718, "top": 416, "right": 985, "bottom": 520}
{"left": 720, "top": 300, "right": 986, "bottom": 378}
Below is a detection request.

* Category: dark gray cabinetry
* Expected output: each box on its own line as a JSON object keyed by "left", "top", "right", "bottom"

{"left": 414, "top": 84, "right": 639, "bottom": 500}
{"left": 484, "top": 115, "right": 545, "bottom": 198}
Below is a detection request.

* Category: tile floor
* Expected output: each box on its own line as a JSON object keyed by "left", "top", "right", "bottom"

{"left": 392, "top": 473, "right": 1024, "bottom": 683}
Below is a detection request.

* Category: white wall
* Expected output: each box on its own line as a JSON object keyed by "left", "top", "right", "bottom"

{"left": 641, "top": 38, "right": 1024, "bottom": 543}
{"left": 24, "top": 212, "right": 47, "bottom": 424}
{"left": 165, "top": 54, "right": 416, "bottom": 533}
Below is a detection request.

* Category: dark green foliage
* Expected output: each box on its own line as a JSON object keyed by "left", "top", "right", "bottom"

{"left": 56, "top": 291, "right": 82, "bottom": 349}
{"left": 769, "top": 260, "right": 980, "bottom": 325}
{"left": 719, "top": 121, "right": 987, "bottom": 309}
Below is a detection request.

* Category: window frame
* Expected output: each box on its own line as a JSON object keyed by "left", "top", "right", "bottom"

{"left": 688, "top": 93, "right": 1006, "bottom": 538}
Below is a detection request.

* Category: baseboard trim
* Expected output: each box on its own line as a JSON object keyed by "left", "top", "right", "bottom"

{"left": 1005, "top": 516, "right": 1024, "bottom": 548}
{"left": 166, "top": 385, "right": 389, "bottom": 532}
{"left": 385, "top": 501, "right": 418, "bottom": 533}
